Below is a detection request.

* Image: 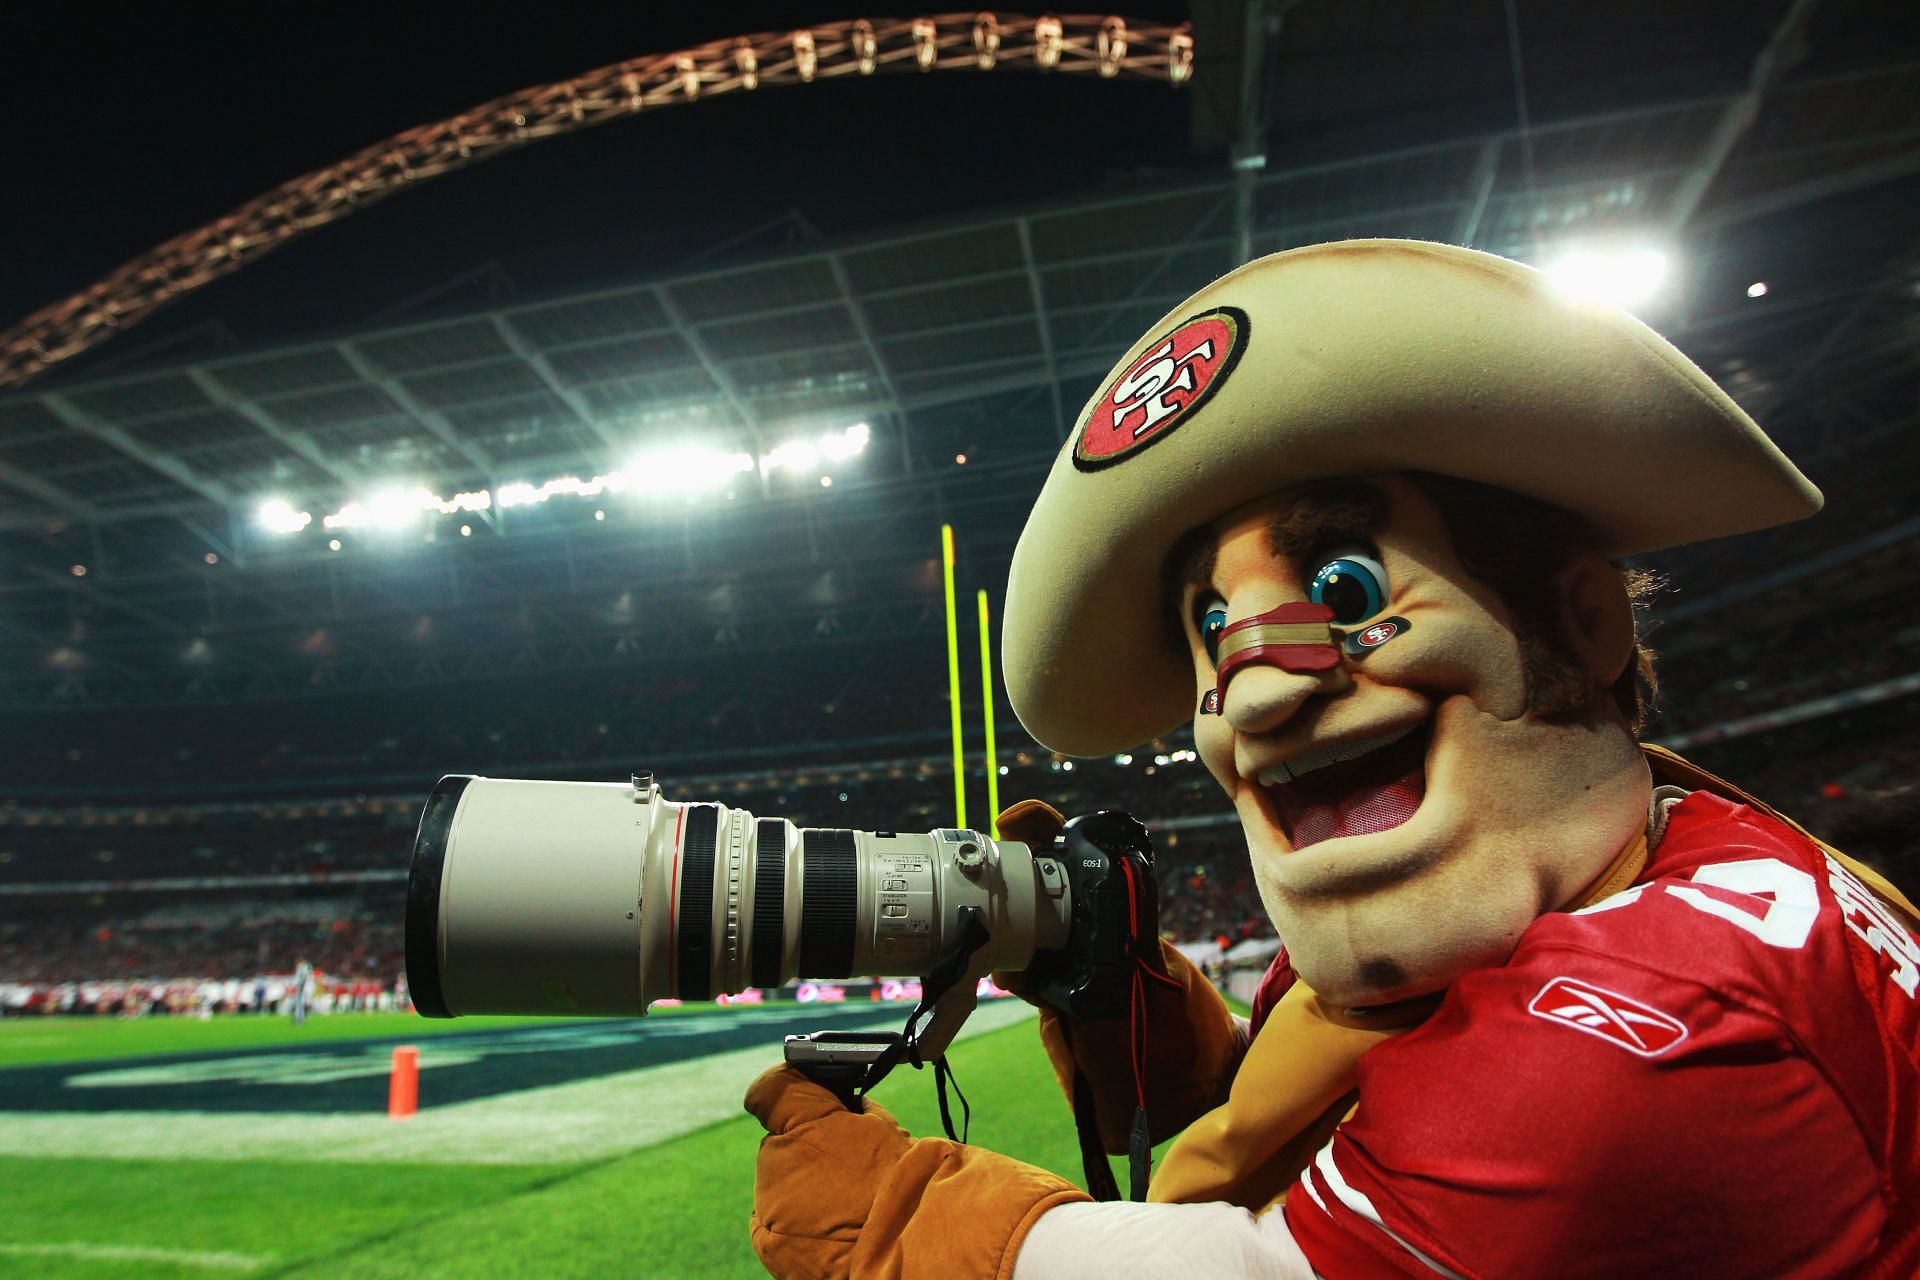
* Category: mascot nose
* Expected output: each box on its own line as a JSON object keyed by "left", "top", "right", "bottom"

{"left": 1213, "top": 601, "right": 1342, "bottom": 693}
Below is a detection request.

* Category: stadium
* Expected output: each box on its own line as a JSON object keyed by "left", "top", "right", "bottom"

{"left": 1, "top": 4, "right": 1917, "bottom": 1277}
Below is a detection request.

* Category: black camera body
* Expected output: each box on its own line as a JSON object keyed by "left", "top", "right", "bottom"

{"left": 1021, "top": 810, "right": 1160, "bottom": 1019}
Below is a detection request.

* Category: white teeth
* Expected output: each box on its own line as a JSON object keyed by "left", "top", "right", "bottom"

{"left": 1256, "top": 724, "right": 1419, "bottom": 788}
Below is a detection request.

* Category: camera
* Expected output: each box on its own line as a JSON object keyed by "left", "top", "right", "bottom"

{"left": 405, "top": 772, "right": 1159, "bottom": 1022}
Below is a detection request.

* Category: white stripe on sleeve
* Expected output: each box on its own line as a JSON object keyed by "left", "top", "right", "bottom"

{"left": 1309, "top": 1140, "right": 1466, "bottom": 1280}
{"left": 1012, "top": 1199, "right": 1317, "bottom": 1280}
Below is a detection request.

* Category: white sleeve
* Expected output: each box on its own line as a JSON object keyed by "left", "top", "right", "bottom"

{"left": 1012, "top": 1200, "right": 1317, "bottom": 1280}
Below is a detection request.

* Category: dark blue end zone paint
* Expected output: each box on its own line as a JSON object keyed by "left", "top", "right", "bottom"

{"left": 0, "top": 1004, "right": 895, "bottom": 1115}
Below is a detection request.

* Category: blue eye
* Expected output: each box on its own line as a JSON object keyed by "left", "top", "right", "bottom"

{"left": 1200, "top": 604, "right": 1228, "bottom": 668}
{"left": 1309, "top": 548, "right": 1389, "bottom": 626}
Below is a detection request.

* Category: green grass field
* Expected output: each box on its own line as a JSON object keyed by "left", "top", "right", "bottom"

{"left": 0, "top": 1009, "right": 1114, "bottom": 1279}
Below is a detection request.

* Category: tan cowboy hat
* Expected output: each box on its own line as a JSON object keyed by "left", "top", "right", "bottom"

{"left": 1003, "top": 238, "right": 1821, "bottom": 757}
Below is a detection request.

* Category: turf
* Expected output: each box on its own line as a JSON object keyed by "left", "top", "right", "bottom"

{"left": 0, "top": 1007, "right": 733, "bottom": 1068}
{"left": 0, "top": 1156, "right": 552, "bottom": 1279}
{"left": 0, "top": 1008, "right": 1132, "bottom": 1278}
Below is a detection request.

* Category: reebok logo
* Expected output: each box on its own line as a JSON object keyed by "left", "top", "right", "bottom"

{"left": 1527, "top": 976, "right": 1689, "bottom": 1057}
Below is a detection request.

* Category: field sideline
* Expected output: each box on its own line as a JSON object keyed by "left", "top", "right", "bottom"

{"left": 0, "top": 1004, "right": 1133, "bottom": 1278}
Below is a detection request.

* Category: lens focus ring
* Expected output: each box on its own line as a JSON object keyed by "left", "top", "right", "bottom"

{"left": 676, "top": 805, "right": 720, "bottom": 1001}
{"left": 750, "top": 819, "right": 788, "bottom": 990}
{"left": 799, "top": 829, "right": 858, "bottom": 978}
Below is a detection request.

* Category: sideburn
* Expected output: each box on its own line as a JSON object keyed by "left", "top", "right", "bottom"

{"left": 1407, "top": 473, "right": 1657, "bottom": 730}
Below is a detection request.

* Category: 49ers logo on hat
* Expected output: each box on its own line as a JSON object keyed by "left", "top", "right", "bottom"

{"left": 1073, "top": 307, "right": 1249, "bottom": 472}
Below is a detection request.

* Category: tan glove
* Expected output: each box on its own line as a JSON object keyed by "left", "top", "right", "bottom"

{"left": 746, "top": 1064, "right": 1088, "bottom": 1280}
{"left": 991, "top": 800, "right": 1245, "bottom": 1153}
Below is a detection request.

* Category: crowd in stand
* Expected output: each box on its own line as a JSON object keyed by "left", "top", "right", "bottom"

{"left": 3, "top": 452, "right": 1917, "bottom": 1008}
{"left": 1651, "top": 566, "right": 1920, "bottom": 732}
{"left": 7, "top": 473, "right": 1916, "bottom": 807}
{"left": 0, "top": 806, "right": 411, "bottom": 881}
{"left": 0, "top": 641, "right": 948, "bottom": 796}
{"left": 7, "top": 698, "right": 1912, "bottom": 1010}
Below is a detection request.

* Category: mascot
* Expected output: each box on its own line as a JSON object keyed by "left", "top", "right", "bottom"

{"left": 745, "top": 240, "right": 1920, "bottom": 1278}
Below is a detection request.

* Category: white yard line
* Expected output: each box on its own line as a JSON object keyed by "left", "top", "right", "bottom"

{"left": 0, "top": 999, "right": 1035, "bottom": 1164}
{"left": 0, "top": 1241, "right": 269, "bottom": 1270}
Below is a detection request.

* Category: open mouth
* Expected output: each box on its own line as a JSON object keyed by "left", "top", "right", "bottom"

{"left": 1257, "top": 721, "right": 1430, "bottom": 850}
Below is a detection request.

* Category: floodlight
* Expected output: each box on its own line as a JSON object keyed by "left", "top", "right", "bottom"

{"left": 369, "top": 489, "right": 431, "bottom": 530}
{"left": 763, "top": 438, "right": 822, "bottom": 474}
{"left": 1747, "top": 281, "right": 1769, "bottom": 298}
{"left": 630, "top": 444, "right": 755, "bottom": 494}
{"left": 325, "top": 488, "right": 427, "bottom": 531}
{"left": 1543, "top": 245, "right": 1672, "bottom": 310}
{"left": 255, "top": 497, "right": 313, "bottom": 535}
{"left": 818, "top": 424, "right": 868, "bottom": 463}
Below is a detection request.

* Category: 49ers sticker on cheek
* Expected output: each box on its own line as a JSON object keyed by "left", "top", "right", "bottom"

{"left": 1073, "top": 306, "right": 1249, "bottom": 472}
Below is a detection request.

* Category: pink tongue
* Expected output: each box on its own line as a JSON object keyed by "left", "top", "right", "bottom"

{"left": 1277, "top": 764, "right": 1425, "bottom": 850}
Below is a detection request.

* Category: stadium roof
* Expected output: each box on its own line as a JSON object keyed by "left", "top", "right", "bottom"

{"left": 2, "top": 3, "right": 1916, "bottom": 709}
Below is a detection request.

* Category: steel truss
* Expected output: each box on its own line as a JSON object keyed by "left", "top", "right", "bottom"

{"left": 0, "top": 13, "right": 1191, "bottom": 389}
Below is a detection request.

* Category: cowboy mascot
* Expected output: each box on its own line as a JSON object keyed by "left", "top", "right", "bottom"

{"left": 745, "top": 241, "right": 1920, "bottom": 1278}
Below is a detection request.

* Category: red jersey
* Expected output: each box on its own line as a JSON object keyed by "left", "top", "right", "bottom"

{"left": 1277, "top": 790, "right": 1920, "bottom": 1279}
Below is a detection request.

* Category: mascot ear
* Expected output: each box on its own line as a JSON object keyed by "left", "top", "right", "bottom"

{"left": 1554, "top": 554, "right": 1635, "bottom": 694}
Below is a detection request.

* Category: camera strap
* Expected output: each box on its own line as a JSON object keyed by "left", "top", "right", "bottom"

{"left": 1067, "top": 855, "right": 1182, "bottom": 1203}
{"left": 847, "top": 906, "right": 991, "bottom": 1143}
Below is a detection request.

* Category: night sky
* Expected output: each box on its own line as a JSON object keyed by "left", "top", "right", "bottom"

{"left": 3, "top": 3, "right": 1197, "bottom": 356}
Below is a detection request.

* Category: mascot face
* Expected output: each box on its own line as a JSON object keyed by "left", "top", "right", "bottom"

{"left": 1179, "top": 474, "right": 1649, "bottom": 1006}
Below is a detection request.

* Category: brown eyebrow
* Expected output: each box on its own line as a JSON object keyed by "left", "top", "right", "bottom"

{"left": 1161, "top": 480, "right": 1389, "bottom": 643}
{"left": 1265, "top": 480, "right": 1389, "bottom": 560}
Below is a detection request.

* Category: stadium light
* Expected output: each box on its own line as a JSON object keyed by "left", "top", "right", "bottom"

{"left": 764, "top": 423, "right": 871, "bottom": 475}
{"left": 626, "top": 443, "right": 756, "bottom": 494}
{"left": 762, "top": 438, "right": 821, "bottom": 475}
{"left": 1542, "top": 244, "right": 1672, "bottom": 310}
{"left": 255, "top": 497, "right": 312, "bottom": 535}
{"left": 821, "top": 421, "right": 871, "bottom": 461}
{"left": 324, "top": 487, "right": 435, "bottom": 532}
{"left": 282, "top": 422, "right": 869, "bottom": 536}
